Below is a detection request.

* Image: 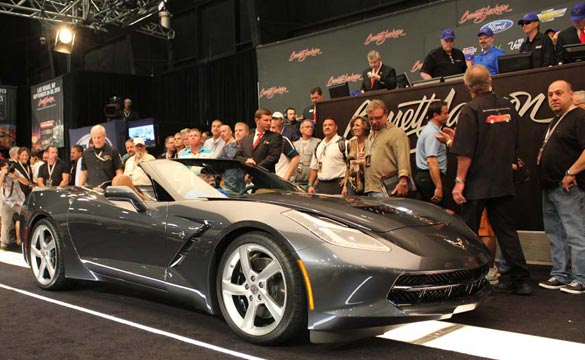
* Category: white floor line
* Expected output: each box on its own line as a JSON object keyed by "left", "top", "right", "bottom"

{"left": 378, "top": 320, "right": 585, "bottom": 360}
{"left": 3, "top": 252, "right": 584, "bottom": 359}
{"left": 0, "top": 283, "right": 266, "bottom": 360}
{"left": 0, "top": 250, "right": 28, "bottom": 268}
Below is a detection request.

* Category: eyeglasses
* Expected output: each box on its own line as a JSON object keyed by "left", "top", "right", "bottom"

{"left": 369, "top": 115, "right": 385, "bottom": 121}
{"left": 521, "top": 21, "right": 534, "bottom": 26}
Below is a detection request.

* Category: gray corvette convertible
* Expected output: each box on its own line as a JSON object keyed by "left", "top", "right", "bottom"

{"left": 21, "top": 158, "right": 490, "bottom": 344}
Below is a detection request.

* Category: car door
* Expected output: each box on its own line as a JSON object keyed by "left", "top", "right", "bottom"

{"left": 68, "top": 194, "right": 169, "bottom": 289}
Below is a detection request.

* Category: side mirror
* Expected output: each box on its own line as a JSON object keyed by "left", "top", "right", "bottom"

{"left": 105, "top": 186, "right": 149, "bottom": 213}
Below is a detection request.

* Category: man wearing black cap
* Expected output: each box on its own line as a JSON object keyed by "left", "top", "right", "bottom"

{"left": 518, "top": 12, "right": 555, "bottom": 67}
{"left": 420, "top": 28, "right": 467, "bottom": 80}
{"left": 556, "top": 2, "right": 585, "bottom": 63}
{"left": 469, "top": 28, "right": 506, "bottom": 75}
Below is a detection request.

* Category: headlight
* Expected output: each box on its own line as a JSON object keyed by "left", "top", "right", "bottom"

{"left": 283, "top": 210, "right": 390, "bottom": 252}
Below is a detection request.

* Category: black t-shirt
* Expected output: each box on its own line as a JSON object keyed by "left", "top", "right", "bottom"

{"left": 451, "top": 92, "right": 519, "bottom": 200}
{"left": 519, "top": 31, "right": 555, "bottom": 68}
{"left": 38, "top": 159, "right": 70, "bottom": 186}
{"left": 81, "top": 143, "right": 124, "bottom": 186}
{"left": 421, "top": 47, "right": 467, "bottom": 78}
{"left": 538, "top": 107, "right": 585, "bottom": 189}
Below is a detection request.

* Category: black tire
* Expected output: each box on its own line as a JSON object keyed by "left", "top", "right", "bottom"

{"left": 28, "top": 219, "right": 70, "bottom": 290}
{"left": 216, "top": 231, "right": 307, "bottom": 345}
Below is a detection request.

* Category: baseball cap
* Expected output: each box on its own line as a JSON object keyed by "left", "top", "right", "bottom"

{"left": 133, "top": 137, "right": 145, "bottom": 146}
{"left": 544, "top": 28, "right": 558, "bottom": 35}
{"left": 477, "top": 28, "right": 494, "bottom": 37}
{"left": 518, "top": 12, "right": 540, "bottom": 25}
{"left": 570, "top": 2, "right": 585, "bottom": 22}
{"left": 441, "top": 28, "right": 456, "bottom": 40}
{"left": 272, "top": 111, "right": 284, "bottom": 119}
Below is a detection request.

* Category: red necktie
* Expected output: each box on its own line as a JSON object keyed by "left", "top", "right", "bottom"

{"left": 580, "top": 28, "right": 585, "bottom": 44}
{"left": 253, "top": 132, "right": 263, "bottom": 149}
{"left": 370, "top": 70, "right": 375, "bottom": 89}
{"left": 313, "top": 107, "right": 317, "bottom": 122}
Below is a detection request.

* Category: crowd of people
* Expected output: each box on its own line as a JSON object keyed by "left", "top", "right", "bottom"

{"left": 358, "top": 3, "right": 585, "bottom": 92}
{"left": 1, "top": 4, "right": 584, "bottom": 302}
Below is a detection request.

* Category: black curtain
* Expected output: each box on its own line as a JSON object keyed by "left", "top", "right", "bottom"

{"left": 24, "top": 49, "right": 259, "bottom": 159}
{"left": 154, "top": 49, "right": 259, "bottom": 141}
{"left": 15, "top": 86, "right": 31, "bottom": 150}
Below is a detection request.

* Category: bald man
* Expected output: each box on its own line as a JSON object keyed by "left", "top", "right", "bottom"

{"left": 451, "top": 65, "right": 531, "bottom": 295}
{"left": 537, "top": 80, "right": 585, "bottom": 294}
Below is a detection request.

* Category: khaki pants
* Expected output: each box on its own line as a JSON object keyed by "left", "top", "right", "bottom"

{"left": 1, "top": 204, "right": 19, "bottom": 247}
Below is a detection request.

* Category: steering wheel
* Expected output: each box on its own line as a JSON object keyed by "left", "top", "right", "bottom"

{"left": 238, "top": 185, "right": 259, "bottom": 195}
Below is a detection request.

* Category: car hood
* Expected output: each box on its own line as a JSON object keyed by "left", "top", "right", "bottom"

{"left": 249, "top": 192, "right": 454, "bottom": 233}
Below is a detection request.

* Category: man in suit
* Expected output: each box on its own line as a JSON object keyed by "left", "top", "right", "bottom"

{"left": 361, "top": 50, "right": 397, "bottom": 92}
{"left": 236, "top": 109, "right": 283, "bottom": 173}
{"left": 556, "top": 3, "right": 585, "bottom": 64}
{"left": 302, "top": 87, "right": 323, "bottom": 123}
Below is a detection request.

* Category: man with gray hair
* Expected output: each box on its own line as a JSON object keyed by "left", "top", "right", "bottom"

{"left": 450, "top": 64, "right": 531, "bottom": 295}
{"left": 361, "top": 50, "right": 397, "bottom": 92}
{"left": 574, "top": 90, "right": 585, "bottom": 109}
{"left": 8, "top": 147, "right": 19, "bottom": 162}
{"left": 79, "top": 125, "right": 124, "bottom": 186}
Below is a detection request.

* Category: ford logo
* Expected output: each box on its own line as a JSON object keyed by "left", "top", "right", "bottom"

{"left": 481, "top": 20, "right": 514, "bottom": 34}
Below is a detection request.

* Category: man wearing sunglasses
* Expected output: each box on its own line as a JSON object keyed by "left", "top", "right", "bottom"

{"left": 518, "top": 12, "right": 555, "bottom": 68}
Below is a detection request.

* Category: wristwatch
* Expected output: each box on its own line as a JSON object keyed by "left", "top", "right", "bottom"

{"left": 565, "top": 169, "right": 576, "bottom": 176}
{"left": 455, "top": 177, "right": 466, "bottom": 184}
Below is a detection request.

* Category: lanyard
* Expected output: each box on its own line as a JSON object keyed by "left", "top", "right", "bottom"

{"left": 18, "top": 162, "right": 31, "bottom": 181}
{"left": 47, "top": 162, "right": 56, "bottom": 179}
{"left": 542, "top": 106, "right": 576, "bottom": 147}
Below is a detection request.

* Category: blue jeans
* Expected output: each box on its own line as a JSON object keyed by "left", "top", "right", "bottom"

{"left": 367, "top": 192, "right": 386, "bottom": 198}
{"left": 542, "top": 186, "right": 585, "bottom": 284}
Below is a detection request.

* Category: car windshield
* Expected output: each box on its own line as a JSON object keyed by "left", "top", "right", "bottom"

{"left": 148, "top": 159, "right": 300, "bottom": 200}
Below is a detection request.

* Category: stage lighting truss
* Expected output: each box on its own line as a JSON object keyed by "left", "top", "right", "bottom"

{"left": 0, "top": 0, "right": 175, "bottom": 40}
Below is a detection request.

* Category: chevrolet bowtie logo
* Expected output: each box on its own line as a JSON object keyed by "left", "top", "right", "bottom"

{"left": 538, "top": 8, "right": 567, "bottom": 23}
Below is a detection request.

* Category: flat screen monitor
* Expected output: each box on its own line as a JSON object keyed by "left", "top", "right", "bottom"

{"left": 396, "top": 73, "right": 412, "bottom": 88}
{"left": 328, "top": 82, "right": 350, "bottom": 99}
{"left": 442, "top": 73, "right": 465, "bottom": 83}
{"left": 411, "top": 77, "right": 443, "bottom": 87}
{"left": 563, "top": 43, "right": 585, "bottom": 63}
{"left": 498, "top": 52, "right": 533, "bottom": 74}
{"left": 128, "top": 118, "right": 157, "bottom": 147}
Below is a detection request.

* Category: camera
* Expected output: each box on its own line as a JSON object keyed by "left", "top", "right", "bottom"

{"left": 8, "top": 162, "right": 16, "bottom": 174}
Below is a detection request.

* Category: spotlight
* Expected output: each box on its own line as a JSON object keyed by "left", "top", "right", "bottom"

{"left": 158, "top": 1, "right": 171, "bottom": 29}
{"left": 54, "top": 26, "right": 75, "bottom": 54}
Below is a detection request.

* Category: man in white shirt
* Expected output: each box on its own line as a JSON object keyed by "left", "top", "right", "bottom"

{"left": 307, "top": 118, "right": 346, "bottom": 194}
{"left": 123, "top": 137, "right": 155, "bottom": 185}
{"left": 203, "top": 119, "right": 226, "bottom": 155}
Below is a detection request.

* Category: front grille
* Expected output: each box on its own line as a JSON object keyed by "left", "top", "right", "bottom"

{"left": 387, "top": 265, "right": 489, "bottom": 306}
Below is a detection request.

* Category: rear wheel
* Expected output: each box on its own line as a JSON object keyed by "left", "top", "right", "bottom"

{"left": 217, "top": 232, "right": 307, "bottom": 344}
{"left": 29, "top": 219, "right": 69, "bottom": 290}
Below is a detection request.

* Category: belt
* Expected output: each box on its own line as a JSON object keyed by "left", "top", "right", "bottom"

{"left": 318, "top": 177, "right": 344, "bottom": 183}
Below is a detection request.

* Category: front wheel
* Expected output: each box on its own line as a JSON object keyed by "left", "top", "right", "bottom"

{"left": 217, "top": 232, "right": 307, "bottom": 345}
{"left": 29, "top": 219, "right": 70, "bottom": 290}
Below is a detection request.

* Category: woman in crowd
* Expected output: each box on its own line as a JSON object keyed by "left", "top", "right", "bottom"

{"left": 13, "top": 147, "right": 35, "bottom": 198}
{"left": 342, "top": 116, "right": 370, "bottom": 196}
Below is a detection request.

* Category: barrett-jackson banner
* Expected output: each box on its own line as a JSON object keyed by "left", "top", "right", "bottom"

{"left": 257, "top": 0, "right": 575, "bottom": 115}
{"left": 0, "top": 85, "right": 17, "bottom": 150}
{"left": 31, "top": 77, "right": 65, "bottom": 149}
{"left": 315, "top": 62, "right": 585, "bottom": 232}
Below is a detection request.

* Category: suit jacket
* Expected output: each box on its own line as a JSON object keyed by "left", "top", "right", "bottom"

{"left": 361, "top": 63, "right": 397, "bottom": 92}
{"left": 236, "top": 130, "right": 283, "bottom": 173}
{"left": 556, "top": 26, "right": 581, "bottom": 64}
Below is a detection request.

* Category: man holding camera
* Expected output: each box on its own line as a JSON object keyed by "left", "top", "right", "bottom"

{"left": 0, "top": 159, "right": 25, "bottom": 250}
